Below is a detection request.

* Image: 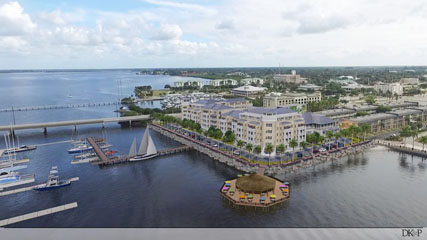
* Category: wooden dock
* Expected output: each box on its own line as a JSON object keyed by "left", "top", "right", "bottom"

{"left": 94, "top": 145, "right": 193, "bottom": 166}
{"left": 86, "top": 137, "right": 111, "bottom": 163}
{"left": 0, "top": 177, "right": 79, "bottom": 197}
{"left": 0, "top": 202, "right": 78, "bottom": 227}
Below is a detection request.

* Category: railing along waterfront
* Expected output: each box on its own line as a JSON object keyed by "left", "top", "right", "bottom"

{"left": 151, "top": 122, "right": 375, "bottom": 174}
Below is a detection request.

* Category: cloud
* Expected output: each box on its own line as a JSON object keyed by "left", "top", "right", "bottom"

{"left": 37, "top": 9, "right": 86, "bottom": 26}
{"left": 0, "top": 36, "right": 28, "bottom": 51}
{"left": 296, "top": 15, "right": 351, "bottom": 34}
{"left": 145, "top": 0, "right": 215, "bottom": 15}
{"left": 152, "top": 24, "right": 183, "bottom": 40}
{"left": 1, "top": 0, "right": 427, "bottom": 69}
{"left": 216, "top": 19, "right": 235, "bottom": 30}
{"left": 0, "top": 1, "right": 36, "bottom": 36}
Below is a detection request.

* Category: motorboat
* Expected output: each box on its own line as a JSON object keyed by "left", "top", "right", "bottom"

{"left": 33, "top": 166, "right": 71, "bottom": 191}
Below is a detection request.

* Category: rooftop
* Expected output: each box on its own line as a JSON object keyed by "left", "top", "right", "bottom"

{"left": 350, "top": 113, "right": 397, "bottom": 123}
{"left": 246, "top": 107, "right": 295, "bottom": 115}
{"left": 232, "top": 85, "right": 265, "bottom": 92}
{"left": 303, "top": 112, "right": 335, "bottom": 125}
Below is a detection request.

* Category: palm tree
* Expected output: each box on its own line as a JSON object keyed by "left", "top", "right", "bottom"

{"left": 237, "top": 140, "right": 245, "bottom": 150}
{"left": 411, "top": 128, "right": 418, "bottom": 149}
{"left": 326, "top": 131, "right": 334, "bottom": 150}
{"left": 360, "top": 123, "right": 371, "bottom": 141}
{"left": 245, "top": 143, "right": 253, "bottom": 152}
{"left": 401, "top": 126, "right": 412, "bottom": 145}
{"left": 254, "top": 145, "right": 262, "bottom": 155}
{"left": 276, "top": 144, "right": 285, "bottom": 155}
{"left": 299, "top": 141, "right": 307, "bottom": 155}
{"left": 264, "top": 143, "right": 274, "bottom": 165}
{"left": 306, "top": 133, "right": 314, "bottom": 155}
{"left": 276, "top": 144, "right": 286, "bottom": 164}
{"left": 348, "top": 125, "right": 357, "bottom": 144}
{"left": 418, "top": 136, "right": 427, "bottom": 151}
{"left": 289, "top": 138, "right": 298, "bottom": 160}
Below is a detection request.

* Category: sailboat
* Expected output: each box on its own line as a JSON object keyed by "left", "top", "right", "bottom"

{"left": 128, "top": 127, "right": 158, "bottom": 161}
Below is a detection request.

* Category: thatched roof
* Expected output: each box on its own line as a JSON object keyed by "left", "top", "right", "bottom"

{"left": 235, "top": 174, "right": 276, "bottom": 193}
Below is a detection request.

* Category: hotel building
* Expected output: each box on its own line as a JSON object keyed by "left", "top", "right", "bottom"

{"left": 182, "top": 99, "right": 307, "bottom": 149}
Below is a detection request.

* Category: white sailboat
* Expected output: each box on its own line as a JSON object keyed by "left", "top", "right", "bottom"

{"left": 129, "top": 127, "right": 158, "bottom": 161}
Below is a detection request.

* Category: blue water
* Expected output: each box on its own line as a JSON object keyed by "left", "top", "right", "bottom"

{"left": 0, "top": 70, "right": 426, "bottom": 227}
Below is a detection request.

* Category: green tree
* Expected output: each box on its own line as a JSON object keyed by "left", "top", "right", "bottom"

{"left": 254, "top": 145, "right": 262, "bottom": 155}
{"left": 264, "top": 143, "right": 274, "bottom": 165}
{"left": 418, "top": 136, "right": 427, "bottom": 151}
{"left": 326, "top": 130, "right": 334, "bottom": 149}
{"left": 400, "top": 126, "right": 412, "bottom": 144}
{"left": 276, "top": 144, "right": 286, "bottom": 155}
{"left": 245, "top": 143, "right": 253, "bottom": 152}
{"left": 289, "top": 138, "right": 298, "bottom": 160}
{"left": 221, "top": 130, "right": 234, "bottom": 143}
{"left": 237, "top": 140, "right": 245, "bottom": 149}
{"left": 300, "top": 141, "right": 307, "bottom": 151}
{"left": 360, "top": 123, "right": 371, "bottom": 141}
{"left": 365, "top": 95, "right": 376, "bottom": 105}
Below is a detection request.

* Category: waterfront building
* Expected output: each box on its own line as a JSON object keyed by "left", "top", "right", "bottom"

{"left": 273, "top": 70, "right": 307, "bottom": 84}
{"left": 183, "top": 99, "right": 306, "bottom": 150}
{"left": 240, "top": 78, "right": 264, "bottom": 85}
{"left": 231, "top": 85, "right": 266, "bottom": 97}
{"left": 349, "top": 108, "right": 425, "bottom": 133}
{"left": 374, "top": 82, "right": 403, "bottom": 95}
{"left": 210, "top": 79, "right": 238, "bottom": 87}
{"left": 302, "top": 112, "right": 338, "bottom": 136}
{"left": 263, "top": 92, "right": 322, "bottom": 107}
{"left": 174, "top": 80, "right": 205, "bottom": 88}
{"left": 181, "top": 98, "right": 253, "bottom": 124}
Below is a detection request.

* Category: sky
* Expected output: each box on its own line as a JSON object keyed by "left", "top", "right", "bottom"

{"left": 0, "top": 0, "right": 426, "bottom": 69}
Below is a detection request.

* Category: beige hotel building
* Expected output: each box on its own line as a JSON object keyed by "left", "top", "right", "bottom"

{"left": 182, "top": 98, "right": 306, "bottom": 149}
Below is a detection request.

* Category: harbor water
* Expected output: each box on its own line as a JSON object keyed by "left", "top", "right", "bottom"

{"left": 0, "top": 70, "right": 426, "bottom": 227}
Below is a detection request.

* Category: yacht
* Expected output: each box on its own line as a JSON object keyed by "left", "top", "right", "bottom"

{"left": 129, "top": 127, "right": 158, "bottom": 161}
{"left": 67, "top": 143, "right": 112, "bottom": 154}
{"left": 33, "top": 166, "right": 71, "bottom": 191}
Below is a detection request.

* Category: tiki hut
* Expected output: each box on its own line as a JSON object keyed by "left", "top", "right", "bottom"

{"left": 235, "top": 173, "right": 275, "bottom": 194}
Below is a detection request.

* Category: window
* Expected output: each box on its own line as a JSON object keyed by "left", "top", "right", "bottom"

{"left": 266, "top": 123, "right": 273, "bottom": 127}
{"left": 266, "top": 130, "right": 272, "bottom": 133}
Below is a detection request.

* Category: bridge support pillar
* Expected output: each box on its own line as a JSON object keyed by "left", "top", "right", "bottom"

{"left": 73, "top": 125, "right": 77, "bottom": 132}
{"left": 102, "top": 122, "right": 105, "bottom": 129}
{"left": 43, "top": 128, "right": 47, "bottom": 134}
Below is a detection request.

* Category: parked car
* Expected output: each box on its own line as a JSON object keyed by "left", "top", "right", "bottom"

{"left": 319, "top": 148, "right": 327, "bottom": 152}
{"left": 233, "top": 150, "right": 240, "bottom": 155}
{"left": 212, "top": 143, "right": 218, "bottom": 148}
{"left": 313, "top": 149, "right": 319, "bottom": 154}
{"left": 296, "top": 152, "right": 303, "bottom": 158}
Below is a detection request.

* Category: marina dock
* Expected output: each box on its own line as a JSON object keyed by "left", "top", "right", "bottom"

{"left": 0, "top": 202, "right": 78, "bottom": 227}
{"left": 0, "top": 177, "right": 79, "bottom": 197}
{"left": 93, "top": 145, "right": 193, "bottom": 166}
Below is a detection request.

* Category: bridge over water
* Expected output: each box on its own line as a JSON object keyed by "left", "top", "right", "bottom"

{"left": 0, "top": 114, "right": 181, "bottom": 135}
{"left": 0, "top": 102, "right": 121, "bottom": 113}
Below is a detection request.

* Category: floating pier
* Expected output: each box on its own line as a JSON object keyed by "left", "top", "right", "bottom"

{"left": 0, "top": 202, "right": 78, "bottom": 227}
{"left": 0, "top": 174, "right": 35, "bottom": 190}
{"left": 0, "top": 177, "right": 79, "bottom": 197}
